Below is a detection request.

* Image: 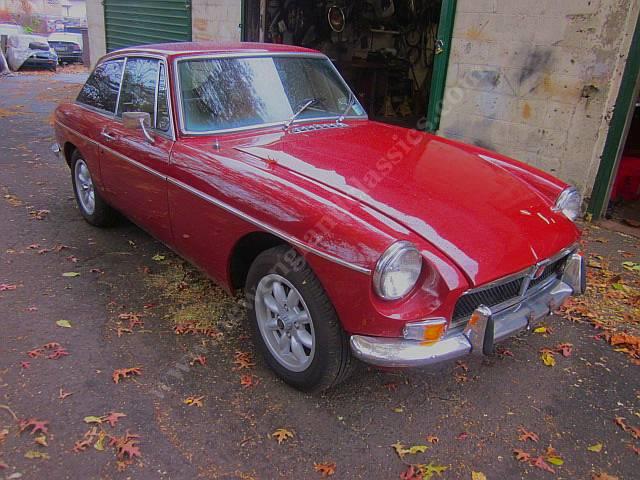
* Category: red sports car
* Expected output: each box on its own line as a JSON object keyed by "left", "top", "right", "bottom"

{"left": 53, "top": 43, "right": 585, "bottom": 391}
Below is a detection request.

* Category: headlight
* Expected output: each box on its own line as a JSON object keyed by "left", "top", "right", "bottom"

{"left": 373, "top": 241, "right": 422, "bottom": 300}
{"left": 553, "top": 187, "right": 582, "bottom": 221}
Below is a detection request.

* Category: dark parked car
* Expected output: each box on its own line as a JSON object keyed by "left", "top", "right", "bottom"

{"left": 48, "top": 33, "right": 83, "bottom": 64}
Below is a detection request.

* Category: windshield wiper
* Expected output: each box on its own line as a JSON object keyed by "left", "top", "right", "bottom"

{"left": 284, "top": 98, "right": 317, "bottom": 131}
{"left": 337, "top": 92, "right": 356, "bottom": 124}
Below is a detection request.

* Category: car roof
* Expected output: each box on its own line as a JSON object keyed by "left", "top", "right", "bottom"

{"left": 104, "top": 41, "right": 321, "bottom": 59}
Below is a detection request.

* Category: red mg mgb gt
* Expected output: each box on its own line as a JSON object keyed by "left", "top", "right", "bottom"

{"left": 53, "top": 43, "right": 586, "bottom": 392}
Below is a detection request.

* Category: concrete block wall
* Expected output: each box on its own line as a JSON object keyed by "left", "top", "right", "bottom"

{"left": 439, "top": 0, "right": 639, "bottom": 196}
{"left": 192, "top": 0, "right": 241, "bottom": 42}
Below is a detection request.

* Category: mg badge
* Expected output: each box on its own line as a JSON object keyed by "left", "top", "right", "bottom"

{"left": 532, "top": 264, "right": 546, "bottom": 280}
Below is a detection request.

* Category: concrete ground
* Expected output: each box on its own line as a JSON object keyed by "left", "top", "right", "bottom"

{"left": 0, "top": 70, "right": 638, "bottom": 480}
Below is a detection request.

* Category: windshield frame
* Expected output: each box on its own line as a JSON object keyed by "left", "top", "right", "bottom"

{"left": 173, "top": 52, "right": 368, "bottom": 136}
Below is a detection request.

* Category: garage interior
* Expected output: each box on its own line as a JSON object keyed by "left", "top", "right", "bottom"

{"left": 607, "top": 92, "right": 640, "bottom": 231}
{"left": 243, "top": 0, "right": 443, "bottom": 128}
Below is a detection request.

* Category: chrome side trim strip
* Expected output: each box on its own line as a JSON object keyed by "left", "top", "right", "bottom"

{"left": 166, "top": 176, "right": 371, "bottom": 275}
{"left": 55, "top": 120, "right": 371, "bottom": 275}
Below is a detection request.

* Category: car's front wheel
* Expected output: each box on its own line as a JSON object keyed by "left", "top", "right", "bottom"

{"left": 246, "top": 246, "right": 354, "bottom": 392}
{"left": 70, "top": 150, "right": 116, "bottom": 227}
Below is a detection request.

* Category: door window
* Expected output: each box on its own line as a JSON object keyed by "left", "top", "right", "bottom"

{"left": 116, "top": 57, "right": 160, "bottom": 119}
{"left": 76, "top": 59, "right": 124, "bottom": 113}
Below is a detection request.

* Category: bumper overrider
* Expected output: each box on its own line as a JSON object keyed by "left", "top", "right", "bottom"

{"left": 350, "top": 252, "right": 586, "bottom": 368}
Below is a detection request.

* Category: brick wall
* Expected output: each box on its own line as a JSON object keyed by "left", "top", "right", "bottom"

{"left": 439, "top": 0, "right": 639, "bottom": 196}
{"left": 192, "top": 0, "right": 241, "bottom": 43}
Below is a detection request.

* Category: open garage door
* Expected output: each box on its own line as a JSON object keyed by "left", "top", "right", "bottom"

{"left": 104, "top": 0, "right": 192, "bottom": 52}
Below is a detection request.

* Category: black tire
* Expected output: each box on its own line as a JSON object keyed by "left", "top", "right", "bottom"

{"left": 70, "top": 150, "right": 117, "bottom": 227}
{"left": 245, "top": 245, "right": 354, "bottom": 392}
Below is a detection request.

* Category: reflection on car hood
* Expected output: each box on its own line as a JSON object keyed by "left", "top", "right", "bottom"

{"left": 237, "top": 121, "right": 579, "bottom": 286}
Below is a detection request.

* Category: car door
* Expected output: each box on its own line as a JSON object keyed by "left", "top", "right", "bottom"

{"left": 99, "top": 56, "right": 175, "bottom": 245}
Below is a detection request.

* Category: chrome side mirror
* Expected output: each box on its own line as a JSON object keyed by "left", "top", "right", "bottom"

{"left": 122, "top": 111, "right": 154, "bottom": 143}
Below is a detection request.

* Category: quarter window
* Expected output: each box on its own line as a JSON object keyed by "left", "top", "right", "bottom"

{"left": 117, "top": 57, "right": 160, "bottom": 119}
{"left": 76, "top": 59, "right": 124, "bottom": 113}
{"left": 156, "top": 63, "right": 171, "bottom": 133}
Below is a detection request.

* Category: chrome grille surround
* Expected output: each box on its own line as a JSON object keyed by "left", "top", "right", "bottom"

{"left": 450, "top": 246, "right": 576, "bottom": 329}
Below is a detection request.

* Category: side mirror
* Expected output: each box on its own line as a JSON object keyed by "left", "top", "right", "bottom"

{"left": 122, "top": 111, "right": 154, "bottom": 143}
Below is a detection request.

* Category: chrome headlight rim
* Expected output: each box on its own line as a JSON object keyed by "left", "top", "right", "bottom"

{"left": 553, "top": 186, "right": 582, "bottom": 221}
{"left": 373, "top": 240, "right": 423, "bottom": 301}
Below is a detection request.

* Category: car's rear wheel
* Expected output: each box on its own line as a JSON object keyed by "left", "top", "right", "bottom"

{"left": 246, "top": 246, "right": 354, "bottom": 392}
{"left": 70, "top": 150, "right": 116, "bottom": 227}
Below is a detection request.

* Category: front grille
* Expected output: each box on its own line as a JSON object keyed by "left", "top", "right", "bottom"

{"left": 450, "top": 252, "right": 570, "bottom": 329}
{"left": 529, "top": 256, "right": 567, "bottom": 289}
{"left": 451, "top": 276, "right": 524, "bottom": 326}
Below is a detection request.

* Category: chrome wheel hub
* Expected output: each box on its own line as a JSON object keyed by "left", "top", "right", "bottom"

{"left": 255, "top": 274, "right": 315, "bottom": 372}
{"left": 74, "top": 159, "right": 95, "bottom": 215}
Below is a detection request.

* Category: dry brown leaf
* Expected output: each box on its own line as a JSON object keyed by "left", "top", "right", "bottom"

{"left": 313, "top": 461, "right": 336, "bottom": 477}
{"left": 272, "top": 428, "right": 294, "bottom": 444}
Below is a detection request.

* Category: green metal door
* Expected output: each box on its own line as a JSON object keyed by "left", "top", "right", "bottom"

{"left": 104, "top": 0, "right": 192, "bottom": 52}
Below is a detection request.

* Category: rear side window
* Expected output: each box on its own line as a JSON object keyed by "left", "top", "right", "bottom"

{"left": 116, "top": 57, "right": 160, "bottom": 119}
{"left": 76, "top": 59, "right": 124, "bottom": 113}
{"left": 156, "top": 63, "right": 171, "bottom": 133}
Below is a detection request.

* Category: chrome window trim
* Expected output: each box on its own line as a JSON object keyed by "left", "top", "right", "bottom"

{"left": 54, "top": 120, "right": 370, "bottom": 275}
{"left": 153, "top": 61, "right": 160, "bottom": 129}
{"left": 75, "top": 56, "right": 126, "bottom": 116}
{"left": 173, "top": 52, "right": 368, "bottom": 136}
{"left": 77, "top": 53, "right": 176, "bottom": 141}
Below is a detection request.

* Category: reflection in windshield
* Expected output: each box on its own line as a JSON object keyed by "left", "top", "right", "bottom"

{"left": 178, "top": 56, "right": 365, "bottom": 132}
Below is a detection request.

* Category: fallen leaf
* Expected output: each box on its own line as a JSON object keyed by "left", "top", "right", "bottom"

{"left": 534, "top": 326, "right": 550, "bottom": 334}
{"left": 58, "top": 388, "right": 72, "bottom": 400}
{"left": 391, "top": 441, "right": 429, "bottom": 458}
{"left": 240, "top": 374, "right": 258, "bottom": 388}
{"left": 471, "top": 472, "right": 487, "bottom": 480}
{"left": 183, "top": 395, "right": 204, "bottom": 407}
{"left": 587, "top": 443, "right": 603, "bottom": 452}
{"left": 456, "top": 432, "right": 469, "bottom": 441}
{"left": 21, "top": 361, "right": 30, "bottom": 369}
{"left": 531, "top": 455, "right": 555, "bottom": 473}
{"left": 425, "top": 435, "right": 439, "bottom": 444}
{"left": 622, "top": 261, "right": 640, "bottom": 272}
{"left": 190, "top": 355, "right": 206, "bottom": 366}
{"left": 0, "top": 284, "right": 17, "bottom": 292}
{"left": 314, "top": 461, "right": 336, "bottom": 477}
{"left": 83, "top": 416, "right": 102, "bottom": 424}
{"left": 233, "top": 351, "right": 255, "bottom": 369}
{"left": 393, "top": 406, "right": 405, "bottom": 413}
{"left": 34, "top": 435, "right": 48, "bottom": 447}
{"left": 540, "top": 349, "right": 556, "bottom": 367}
{"left": 93, "top": 430, "right": 107, "bottom": 451}
{"left": 517, "top": 427, "right": 539, "bottom": 443}
{"left": 152, "top": 254, "right": 166, "bottom": 262}
{"left": 101, "top": 412, "right": 126, "bottom": 427}
{"left": 555, "top": 343, "right": 573, "bottom": 357}
{"left": 592, "top": 473, "right": 618, "bottom": 480}
{"left": 19, "top": 418, "right": 49, "bottom": 435}
{"left": 62, "top": 272, "right": 80, "bottom": 277}
{"left": 24, "top": 450, "right": 50, "bottom": 460}
{"left": 513, "top": 449, "right": 531, "bottom": 462}
{"left": 627, "top": 443, "right": 640, "bottom": 455}
{"left": 112, "top": 367, "right": 142, "bottom": 384}
{"left": 272, "top": 428, "right": 294, "bottom": 444}
{"left": 419, "top": 462, "right": 448, "bottom": 479}
{"left": 110, "top": 430, "right": 141, "bottom": 460}
{"left": 56, "top": 320, "right": 72, "bottom": 328}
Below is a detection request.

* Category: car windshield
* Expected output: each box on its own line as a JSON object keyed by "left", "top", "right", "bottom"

{"left": 177, "top": 55, "right": 366, "bottom": 133}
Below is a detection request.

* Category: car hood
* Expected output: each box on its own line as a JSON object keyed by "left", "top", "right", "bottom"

{"left": 236, "top": 121, "right": 579, "bottom": 286}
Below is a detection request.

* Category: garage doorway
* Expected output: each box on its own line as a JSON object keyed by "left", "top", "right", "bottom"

{"left": 242, "top": 0, "right": 454, "bottom": 131}
{"left": 588, "top": 15, "right": 640, "bottom": 232}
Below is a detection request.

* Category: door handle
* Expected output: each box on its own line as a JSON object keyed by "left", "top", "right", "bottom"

{"left": 101, "top": 131, "right": 116, "bottom": 141}
{"left": 435, "top": 39, "right": 445, "bottom": 55}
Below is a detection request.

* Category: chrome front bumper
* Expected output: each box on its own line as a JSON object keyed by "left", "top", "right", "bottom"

{"left": 350, "top": 253, "right": 585, "bottom": 368}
